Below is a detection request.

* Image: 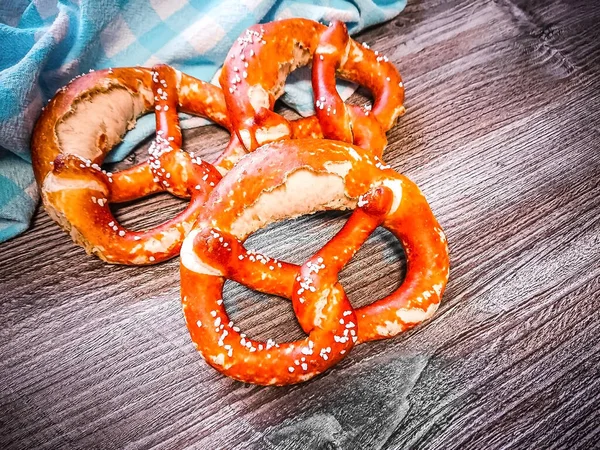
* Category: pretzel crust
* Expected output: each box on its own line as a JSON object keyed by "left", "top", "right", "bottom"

{"left": 31, "top": 67, "right": 233, "bottom": 264}
{"left": 220, "top": 19, "right": 405, "bottom": 154}
{"left": 180, "top": 139, "right": 449, "bottom": 385}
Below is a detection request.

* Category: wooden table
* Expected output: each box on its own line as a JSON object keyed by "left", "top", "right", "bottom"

{"left": 2, "top": 1, "right": 599, "bottom": 448}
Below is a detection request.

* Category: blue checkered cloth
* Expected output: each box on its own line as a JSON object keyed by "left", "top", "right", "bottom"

{"left": 0, "top": 0, "right": 406, "bottom": 243}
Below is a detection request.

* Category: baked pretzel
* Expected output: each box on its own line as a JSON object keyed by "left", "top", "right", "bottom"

{"left": 220, "top": 19, "right": 405, "bottom": 156}
{"left": 31, "top": 65, "right": 234, "bottom": 264}
{"left": 180, "top": 139, "right": 449, "bottom": 385}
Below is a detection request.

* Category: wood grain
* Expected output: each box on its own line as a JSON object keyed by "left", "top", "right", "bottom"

{"left": 1, "top": 0, "right": 600, "bottom": 448}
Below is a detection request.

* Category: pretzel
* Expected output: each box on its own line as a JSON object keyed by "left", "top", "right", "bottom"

{"left": 220, "top": 19, "right": 405, "bottom": 156}
{"left": 180, "top": 139, "right": 449, "bottom": 385}
{"left": 31, "top": 65, "right": 230, "bottom": 264}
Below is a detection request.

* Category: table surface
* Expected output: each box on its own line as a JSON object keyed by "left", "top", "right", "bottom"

{"left": 2, "top": 0, "right": 599, "bottom": 449}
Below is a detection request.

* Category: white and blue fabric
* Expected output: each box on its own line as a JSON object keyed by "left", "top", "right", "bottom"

{"left": 0, "top": 0, "right": 406, "bottom": 242}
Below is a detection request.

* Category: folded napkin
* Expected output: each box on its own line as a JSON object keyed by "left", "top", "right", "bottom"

{"left": 0, "top": 0, "right": 406, "bottom": 243}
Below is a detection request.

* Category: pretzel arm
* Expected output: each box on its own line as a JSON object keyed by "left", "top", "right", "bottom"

{"left": 109, "top": 162, "right": 163, "bottom": 203}
{"left": 312, "top": 21, "right": 353, "bottom": 143}
{"left": 339, "top": 40, "right": 406, "bottom": 131}
{"left": 189, "top": 228, "right": 298, "bottom": 299}
{"left": 177, "top": 73, "right": 231, "bottom": 129}
{"left": 313, "top": 22, "right": 388, "bottom": 156}
{"left": 355, "top": 176, "right": 450, "bottom": 343}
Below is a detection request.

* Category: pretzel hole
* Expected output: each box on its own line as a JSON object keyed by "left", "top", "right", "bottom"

{"left": 279, "top": 65, "right": 359, "bottom": 110}
{"left": 222, "top": 280, "right": 305, "bottom": 342}
{"left": 273, "top": 99, "right": 302, "bottom": 121}
{"left": 243, "top": 210, "right": 349, "bottom": 264}
{"left": 100, "top": 136, "right": 189, "bottom": 230}
{"left": 110, "top": 193, "right": 187, "bottom": 231}
{"left": 339, "top": 227, "right": 406, "bottom": 309}
{"left": 272, "top": 43, "right": 312, "bottom": 99}
{"left": 103, "top": 133, "right": 154, "bottom": 172}
{"left": 181, "top": 124, "right": 232, "bottom": 163}
{"left": 346, "top": 85, "right": 374, "bottom": 110}
{"left": 101, "top": 118, "right": 230, "bottom": 168}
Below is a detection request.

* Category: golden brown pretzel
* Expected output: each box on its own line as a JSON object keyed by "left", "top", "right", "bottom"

{"left": 220, "top": 19, "right": 405, "bottom": 155}
{"left": 180, "top": 139, "right": 449, "bottom": 385}
{"left": 31, "top": 65, "right": 234, "bottom": 264}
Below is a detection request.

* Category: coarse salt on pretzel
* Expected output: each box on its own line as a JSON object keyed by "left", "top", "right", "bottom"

{"left": 220, "top": 19, "right": 405, "bottom": 155}
{"left": 32, "top": 65, "right": 229, "bottom": 264}
{"left": 180, "top": 139, "right": 449, "bottom": 385}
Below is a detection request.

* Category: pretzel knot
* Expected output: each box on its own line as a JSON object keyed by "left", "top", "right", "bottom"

{"left": 180, "top": 139, "right": 449, "bottom": 385}
{"left": 220, "top": 19, "right": 405, "bottom": 157}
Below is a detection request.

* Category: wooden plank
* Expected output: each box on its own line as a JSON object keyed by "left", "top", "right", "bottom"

{"left": 1, "top": 0, "right": 600, "bottom": 448}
